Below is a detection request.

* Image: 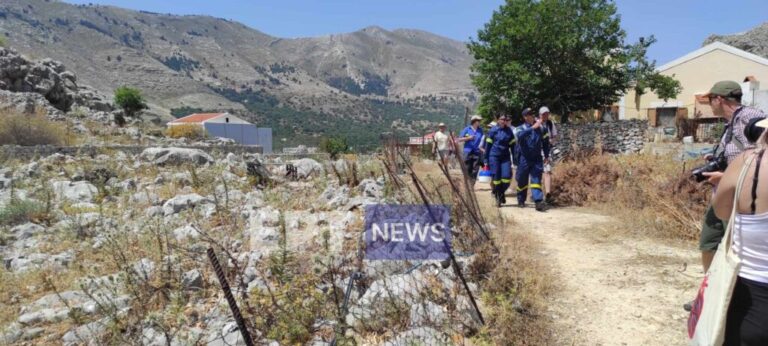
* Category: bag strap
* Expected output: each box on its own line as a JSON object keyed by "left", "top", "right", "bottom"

{"left": 751, "top": 150, "right": 765, "bottom": 214}
{"left": 726, "top": 151, "right": 759, "bottom": 254}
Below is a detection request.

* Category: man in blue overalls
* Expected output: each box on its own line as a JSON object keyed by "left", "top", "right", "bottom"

{"left": 457, "top": 115, "right": 484, "bottom": 184}
{"left": 484, "top": 114, "right": 516, "bottom": 207}
{"left": 514, "top": 108, "right": 551, "bottom": 212}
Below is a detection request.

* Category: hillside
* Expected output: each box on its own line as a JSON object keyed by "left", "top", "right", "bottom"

{"left": 0, "top": 0, "right": 475, "bottom": 149}
{"left": 704, "top": 22, "right": 768, "bottom": 58}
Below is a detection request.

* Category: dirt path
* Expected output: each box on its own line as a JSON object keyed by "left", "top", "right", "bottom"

{"left": 486, "top": 193, "right": 701, "bottom": 345}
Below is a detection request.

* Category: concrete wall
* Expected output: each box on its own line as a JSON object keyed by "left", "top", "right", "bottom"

{"left": 0, "top": 145, "right": 263, "bottom": 161}
{"left": 553, "top": 120, "right": 647, "bottom": 160}
{"left": 621, "top": 48, "right": 768, "bottom": 120}
{"left": 204, "top": 124, "right": 273, "bottom": 153}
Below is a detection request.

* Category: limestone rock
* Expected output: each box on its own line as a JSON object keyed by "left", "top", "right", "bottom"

{"left": 140, "top": 147, "right": 214, "bottom": 166}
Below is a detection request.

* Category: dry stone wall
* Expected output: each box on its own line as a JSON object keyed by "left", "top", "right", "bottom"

{"left": 0, "top": 145, "right": 263, "bottom": 161}
{"left": 553, "top": 120, "right": 648, "bottom": 160}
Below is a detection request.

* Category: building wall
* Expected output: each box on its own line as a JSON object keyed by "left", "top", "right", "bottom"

{"left": 204, "top": 123, "right": 273, "bottom": 153}
{"left": 622, "top": 48, "right": 768, "bottom": 120}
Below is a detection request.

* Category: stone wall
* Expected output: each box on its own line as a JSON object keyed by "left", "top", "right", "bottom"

{"left": 0, "top": 145, "right": 263, "bottom": 161}
{"left": 553, "top": 120, "right": 647, "bottom": 160}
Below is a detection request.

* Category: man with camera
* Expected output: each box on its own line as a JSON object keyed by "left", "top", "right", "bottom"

{"left": 696, "top": 81, "right": 766, "bottom": 278}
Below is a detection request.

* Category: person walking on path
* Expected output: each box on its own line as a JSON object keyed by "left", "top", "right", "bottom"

{"left": 539, "top": 106, "right": 558, "bottom": 203}
{"left": 432, "top": 123, "right": 450, "bottom": 166}
{"left": 457, "top": 115, "right": 484, "bottom": 182}
{"left": 514, "top": 108, "right": 551, "bottom": 212}
{"left": 484, "top": 115, "right": 515, "bottom": 207}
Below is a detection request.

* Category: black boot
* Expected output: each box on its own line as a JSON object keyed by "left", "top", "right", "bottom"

{"left": 535, "top": 201, "right": 548, "bottom": 212}
{"left": 495, "top": 190, "right": 502, "bottom": 207}
{"left": 518, "top": 200, "right": 525, "bottom": 208}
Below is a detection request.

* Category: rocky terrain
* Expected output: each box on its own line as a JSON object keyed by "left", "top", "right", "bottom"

{"left": 0, "top": 0, "right": 474, "bottom": 148}
{"left": 704, "top": 22, "right": 768, "bottom": 58}
{"left": 0, "top": 144, "right": 491, "bottom": 345}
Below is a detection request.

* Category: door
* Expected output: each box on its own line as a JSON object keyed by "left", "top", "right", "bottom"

{"left": 657, "top": 108, "right": 677, "bottom": 135}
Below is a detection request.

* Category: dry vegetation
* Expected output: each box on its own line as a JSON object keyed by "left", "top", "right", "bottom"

{"left": 470, "top": 201, "right": 555, "bottom": 345}
{"left": 410, "top": 159, "right": 555, "bottom": 345}
{"left": 0, "top": 109, "right": 70, "bottom": 146}
{"left": 165, "top": 124, "right": 207, "bottom": 140}
{"left": 551, "top": 151, "right": 709, "bottom": 241}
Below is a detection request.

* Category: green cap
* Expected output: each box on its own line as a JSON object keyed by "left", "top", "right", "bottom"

{"left": 707, "top": 80, "right": 742, "bottom": 98}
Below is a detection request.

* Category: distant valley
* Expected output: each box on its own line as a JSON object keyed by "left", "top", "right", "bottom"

{"left": 0, "top": 0, "right": 477, "bottom": 149}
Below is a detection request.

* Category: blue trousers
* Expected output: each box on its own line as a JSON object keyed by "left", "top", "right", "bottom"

{"left": 488, "top": 155, "right": 512, "bottom": 196}
{"left": 516, "top": 158, "right": 544, "bottom": 203}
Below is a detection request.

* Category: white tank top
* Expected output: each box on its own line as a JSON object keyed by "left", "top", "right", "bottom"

{"left": 733, "top": 211, "right": 768, "bottom": 284}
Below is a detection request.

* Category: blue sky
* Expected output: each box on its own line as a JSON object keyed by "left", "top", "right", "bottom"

{"left": 63, "top": 0, "right": 768, "bottom": 65}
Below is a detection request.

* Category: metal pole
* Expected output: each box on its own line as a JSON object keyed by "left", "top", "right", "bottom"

{"left": 207, "top": 248, "right": 255, "bottom": 346}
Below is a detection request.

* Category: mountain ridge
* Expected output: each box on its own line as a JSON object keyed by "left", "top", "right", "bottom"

{"left": 703, "top": 22, "right": 768, "bottom": 59}
{"left": 0, "top": 0, "right": 474, "bottom": 148}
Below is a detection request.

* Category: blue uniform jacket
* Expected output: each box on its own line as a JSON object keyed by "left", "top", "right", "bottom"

{"left": 484, "top": 125, "right": 516, "bottom": 162}
{"left": 459, "top": 126, "right": 484, "bottom": 155}
{"left": 514, "top": 123, "right": 551, "bottom": 162}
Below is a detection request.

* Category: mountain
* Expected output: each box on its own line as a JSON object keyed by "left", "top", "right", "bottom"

{"left": 0, "top": 0, "right": 475, "bottom": 149}
{"left": 704, "top": 22, "right": 768, "bottom": 58}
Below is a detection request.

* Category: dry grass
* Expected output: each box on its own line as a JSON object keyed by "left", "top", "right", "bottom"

{"left": 165, "top": 124, "right": 207, "bottom": 140}
{"left": 409, "top": 160, "right": 555, "bottom": 345}
{"left": 0, "top": 109, "right": 70, "bottom": 146}
{"left": 469, "top": 189, "right": 555, "bottom": 346}
{"left": 551, "top": 152, "right": 709, "bottom": 242}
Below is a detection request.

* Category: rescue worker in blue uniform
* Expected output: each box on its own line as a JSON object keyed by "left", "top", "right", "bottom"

{"left": 483, "top": 114, "right": 516, "bottom": 207}
{"left": 514, "top": 108, "right": 551, "bottom": 212}
{"left": 457, "top": 115, "right": 485, "bottom": 183}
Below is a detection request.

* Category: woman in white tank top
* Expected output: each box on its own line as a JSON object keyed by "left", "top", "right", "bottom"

{"left": 713, "top": 122, "right": 768, "bottom": 345}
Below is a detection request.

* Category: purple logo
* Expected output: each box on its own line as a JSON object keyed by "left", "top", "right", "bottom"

{"left": 364, "top": 204, "right": 451, "bottom": 260}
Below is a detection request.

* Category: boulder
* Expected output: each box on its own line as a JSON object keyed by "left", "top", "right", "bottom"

{"left": 162, "top": 194, "right": 213, "bottom": 216}
{"left": 173, "top": 224, "right": 201, "bottom": 241}
{"left": 51, "top": 181, "right": 98, "bottom": 203}
{"left": 0, "top": 48, "right": 79, "bottom": 112}
{"left": 182, "top": 269, "right": 204, "bottom": 291}
{"left": 62, "top": 318, "right": 108, "bottom": 346}
{"left": 132, "top": 258, "right": 155, "bottom": 281}
{"left": 358, "top": 178, "right": 384, "bottom": 200}
{"left": 291, "top": 158, "right": 323, "bottom": 179}
{"left": 5, "top": 251, "right": 74, "bottom": 273}
{"left": 10, "top": 223, "right": 45, "bottom": 240}
{"left": 140, "top": 147, "right": 214, "bottom": 166}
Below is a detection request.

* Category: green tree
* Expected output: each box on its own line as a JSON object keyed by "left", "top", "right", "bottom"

{"left": 319, "top": 136, "right": 350, "bottom": 159}
{"left": 113, "top": 86, "right": 147, "bottom": 126}
{"left": 468, "top": 0, "right": 680, "bottom": 123}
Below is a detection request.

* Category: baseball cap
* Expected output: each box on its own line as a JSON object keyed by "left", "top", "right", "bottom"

{"left": 438, "top": 122, "right": 446, "bottom": 127}
{"left": 522, "top": 108, "right": 533, "bottom": 117}
{"left": 470, "top": 115, "right": 482, "bottom": 122}
{"left": 539, "top": 106, "right": 550, "bottom": 116}
{"left": 706, "top": 80, "right": 743, "bottom": 99}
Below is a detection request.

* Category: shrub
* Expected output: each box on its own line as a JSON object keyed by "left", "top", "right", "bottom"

{"left": 319, "top": 136, "right": 349, "bottom": 159}
{"left": 0, "top": 109, "right": 67, "bottom": 146}
{"left": 0, "top": 198, "right": 47, "bottom": 226}
{"left": 113, "top": 86, "right": 147, "bottom": 126}
{"left": 551, "top": 151, "right": 709, "bottom": 240}
{"left": 164, "top": 124, "right": 206, "bottom": 139}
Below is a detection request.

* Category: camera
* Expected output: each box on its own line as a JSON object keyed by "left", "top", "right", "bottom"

{"left": 691, "top": 154, "right": 728, "bottom": 183}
